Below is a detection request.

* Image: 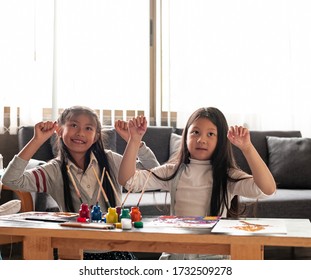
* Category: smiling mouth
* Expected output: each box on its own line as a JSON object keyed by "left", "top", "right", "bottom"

{"left": 71, "top": 139, "right": 86, "bottom": 144}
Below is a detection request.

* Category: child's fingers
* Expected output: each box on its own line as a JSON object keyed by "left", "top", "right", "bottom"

{"left": 128, "top": 119, "right": 135, "bottom": 128}
{"left": 229, "top": 126, "right": 244, "bottom": 135}
{"left": 131, "top": 115, "right": 146, "bottom": 127}
{"left": 115, "top": 120, "right": 129, "bottom": 130}
{"left": 38, "top": 121, "right": 52, "bottom": 132}
{"left": 114, "top": 120, "right": 121, "bottom": 128}
{"left": 120, "top": 121, "right": 128, "bottom": 130}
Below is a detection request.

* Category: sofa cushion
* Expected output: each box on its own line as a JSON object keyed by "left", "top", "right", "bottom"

{"left": 240, "top": 189, "right": 311, "bottom": 220}
{"left": 267, "top": 136, "right": 311, "bottom": 189}
{"left": 169, "top": 133, "right": 182, "bottom": 161}
{"left": 102, "top": 127, "right": 117, "bottom": 151}
{"left": 233, "top": 130, "right": 302, "bottom": 174}
{"left": 116, "top": 127, "right": 174, "bottom": 164}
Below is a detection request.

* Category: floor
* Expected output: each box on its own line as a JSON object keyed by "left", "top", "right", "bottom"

{"left": 1, "top": 243, "right": 311, "bottom": 260}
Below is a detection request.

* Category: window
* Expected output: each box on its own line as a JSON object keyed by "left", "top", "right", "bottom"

{"left": 160, "top": 0, "right": 311, "bottom": 137}
{"left": 54, "top": 0, "right": 150, "bottom": 124}
{"left": 0, "top": 0, "right": 150, "bottom": 133}
{"left": 0, "top": 0, "right": 54, "bottom": 133}
{"left": 2, "top": 0, "right": 311, "bottom": 137}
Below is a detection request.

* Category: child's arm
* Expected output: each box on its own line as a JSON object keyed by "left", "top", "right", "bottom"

{"left": 2, "top": 121, "right": 58, "bottom": 193}
{"left": 18, "top": 121, "right": 58, "bottom": 161}
{"left": 118, "top": 116, "right": 147, "bottom": 186}
{"left": 227, "top": 125, "right": 276, "bottom": 195}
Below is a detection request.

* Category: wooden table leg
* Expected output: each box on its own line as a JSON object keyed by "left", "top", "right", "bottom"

{"left": 230, "top": 244, "right": 263, "bottom": 260}
{"left": 23, "top": 236, "right": 54, "bottom": 260}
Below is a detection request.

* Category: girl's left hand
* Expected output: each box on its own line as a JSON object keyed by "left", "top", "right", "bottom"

{"left": 227, "top": 126, "right": 251, "bottom": 151}
{"left": 128, "top": 115, "right": 147, "bottom": 141}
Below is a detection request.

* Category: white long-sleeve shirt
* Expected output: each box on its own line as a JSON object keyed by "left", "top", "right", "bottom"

{"left": 125, "top": 158, "right": 273, "bottom": 217}
{"left": 125, "top": 158, "right": 274, "bottom": 260}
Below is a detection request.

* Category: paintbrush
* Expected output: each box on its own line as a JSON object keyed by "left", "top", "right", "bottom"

{"left": 105, "top": 170, "right": 122, "bottom": 206}
{"left": 120, "top": 184, "right": 134, "bottom": 209}
{"left": 66, "top": 165, "right": 83, "bottom": 204}
{"left": 136, "top": 171, "right": 152, "bottom": 207}
{"left": 120, "top": 172, "right": 139, "bottom": 208}
{"left": 92, "top": 166, "right": 111, "bottom": 208}
{"left": 96, "top": 167, "right": 106, "bottom": 203}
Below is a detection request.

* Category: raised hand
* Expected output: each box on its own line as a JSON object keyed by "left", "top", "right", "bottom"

{"left": 227, "top": 125, "right": 276, "bottom": 195}
{"left": 227, "top": 125, "right": 251, "bottom": 152}
{"left": 118, "top": 116, "right": 147, "bottom": 186}
{"left": 34, "top": 121, "right": 58, "bottom": 144}
{"left": 18, "top": 121, "right": 58, "bottom": 161}
{"left": 128, "top": 116, "right": 147, "bottom": 143}
{"left": 114, "top": 120, "right": 130, "bottom": 142}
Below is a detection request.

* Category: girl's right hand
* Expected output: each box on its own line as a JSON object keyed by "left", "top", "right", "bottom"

{"left": 17, "top": 121, "right": 58, "bottom": 162}
{"left": 34, "top": 121, "right": 57, "bottom": 143}
{"left": 115, "top": 120, "right": 130, "bottom": 142}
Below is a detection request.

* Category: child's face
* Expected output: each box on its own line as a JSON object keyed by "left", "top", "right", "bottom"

{"left": 186, "top": 117, "right": 218, "bottom": 160}
{"left": 59, "top": 113, "right": 98, "bottom": 157}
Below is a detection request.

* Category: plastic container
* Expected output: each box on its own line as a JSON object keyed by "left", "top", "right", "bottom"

{"left": 120, "top": 208, "right": 132, "bottom": 230}
{"left": 120, "top": 208, "right": 131, "bottom": 220}
{"left": 121, "top": 218, "right": 132, "bottom": 230}
{"left": 91, "top": 203, "right": 102, "bottom": 222}
{"left": 78, "top": 203, "right": 90, "bottom": 222}
{"left": 130, "top": 206, "right": 142, "bottom": 222}
{"left": 106, "top": 207, "right": 118, "bottom": 224}
{"left": 116, "top": 206, "right": 122, "bottom": 221}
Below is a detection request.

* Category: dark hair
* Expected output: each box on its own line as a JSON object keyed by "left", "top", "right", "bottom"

{"left": 153, "top": 107, "right": 241, "bottom": 216}
{"left": 53, "top": 106, "right": 116, "bottom": 212}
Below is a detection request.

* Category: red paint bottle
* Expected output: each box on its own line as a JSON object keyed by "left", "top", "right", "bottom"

{"left": 78, "top": 203, "right": 90, "bottom": 221}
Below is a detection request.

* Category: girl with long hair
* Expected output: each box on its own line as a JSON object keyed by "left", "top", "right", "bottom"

{"left": 118, "top": 107, "right": 276, "bottom": 260}
{"left": 2, "top": 105, "right": 159, "bottom": 259}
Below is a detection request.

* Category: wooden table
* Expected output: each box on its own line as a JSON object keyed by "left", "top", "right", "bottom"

{"left": 0, "top": 216, "right": 311, "bottom": 260}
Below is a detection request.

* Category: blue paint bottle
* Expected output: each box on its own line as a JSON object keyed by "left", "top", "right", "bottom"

{"left": 91, "top": 203, "right": 102, "bottom": 222}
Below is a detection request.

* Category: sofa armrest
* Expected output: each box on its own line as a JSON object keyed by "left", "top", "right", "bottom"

{"left": 1, "top": 185, "right": 34, "bottom": 212}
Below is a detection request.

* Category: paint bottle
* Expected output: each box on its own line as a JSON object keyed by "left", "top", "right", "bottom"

{"left": 91, "top": 203, "right": 102, "bottom": 222}
{"left": 106, "top": 207, "right": 118, "bottom": 224}
{"left": 77, "top": 203, "right": 90, "bottom": 222}
{"left": 120, "top": 208, "right": 132, "bottom": 230}
{"left": 130, "top": 206, "right": 142, "bottom": 222}
{"left": 116, "top": 206, "right": 122, "bottom": 221}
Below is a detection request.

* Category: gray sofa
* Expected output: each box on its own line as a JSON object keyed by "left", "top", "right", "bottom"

{"left": 14, "top": 126, "right": 311, "bottom": 221}
{"left": 234, "top": 131, "right": 311, "bottom": 220}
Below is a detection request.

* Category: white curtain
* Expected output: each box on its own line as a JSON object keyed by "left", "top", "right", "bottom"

{"left": 2, "top": 0, "right": 311, "bottom": 137}
{"left": 54, "top": 0, "right": 149, "bottom": 113}
{"left": 0, "top": 0, "right": 149, "bottom": 133}
{"left": 0, "top": 0, "right": 54, "bottom": 133}
{"left": 161, "top": 0, "right": 311, "bottom": 137}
